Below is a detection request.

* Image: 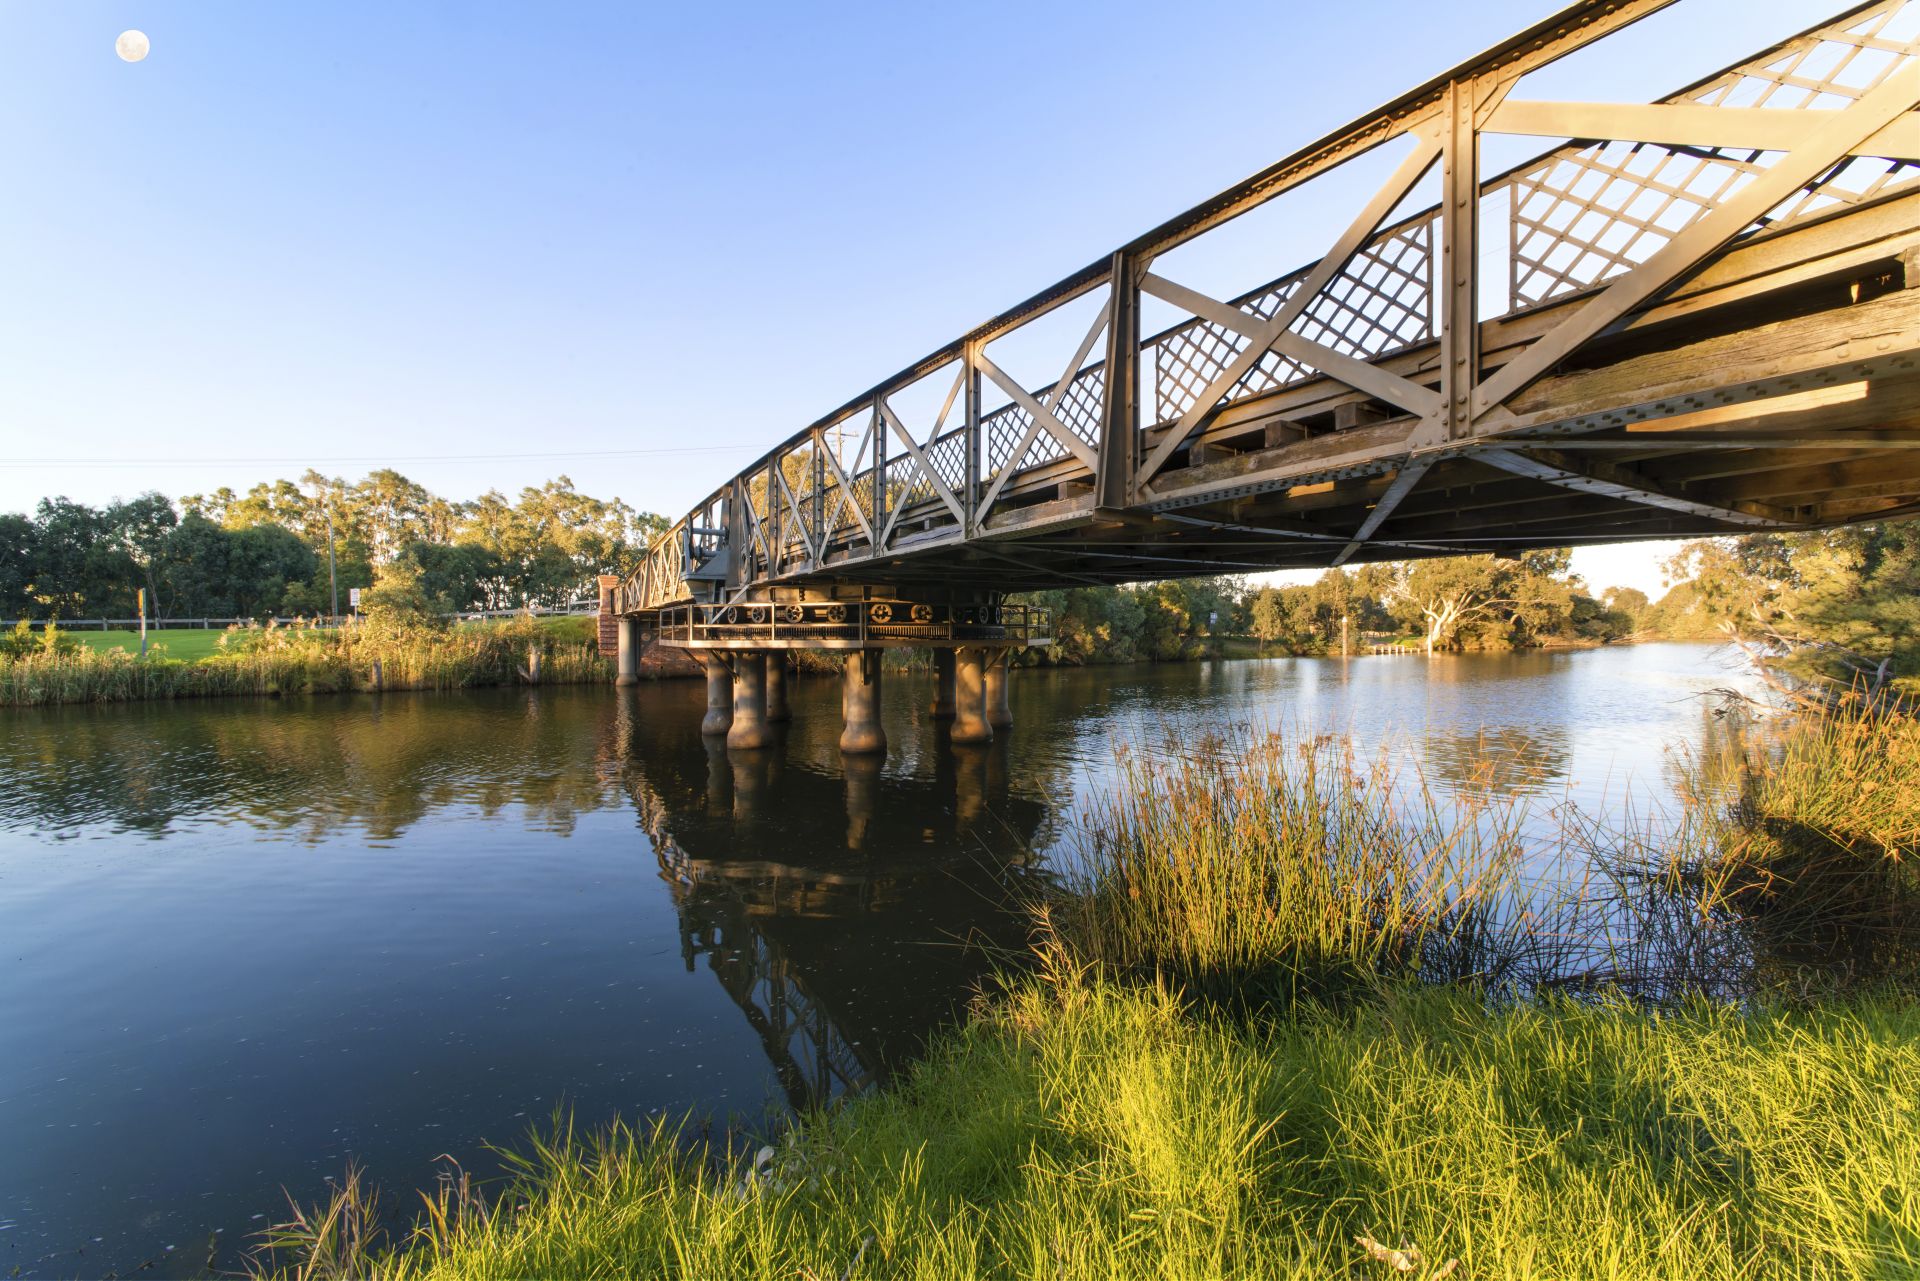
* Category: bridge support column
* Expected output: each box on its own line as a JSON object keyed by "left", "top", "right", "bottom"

{"left": 984, "top": 651, "right": 1012, "bottom": 729}
{"left": 727, "top": 651, "right": 775, "bottom": 750}
{"left": 839, "top": 649, "right": 886, "bottom": 755}
{"left": 930, "top": 648, "right": 956, "bottom": 719}
{"left": 615, "top": 615, "right": 640, "bottom": 686}
{"left": 764, "top": 653, "right": 790, "bottom": 723}
{"left": 951, "top": 646, "right": 992, "bottom": 745}
{"left": 700, "top": 654, "right": 733, "bottom": 738}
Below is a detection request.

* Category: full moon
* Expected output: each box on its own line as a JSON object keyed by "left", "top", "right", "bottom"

{"left": 115, "top": 30, "right": 149, "bottom": 62}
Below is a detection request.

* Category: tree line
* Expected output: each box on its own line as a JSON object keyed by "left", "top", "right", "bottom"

{"left": 1017, "top": 548, "right": 1639, "bottom": 665}
{"left": 1, "top": 470, "right": 665, "bottom": 621}
{"left": 1018, "top": 522, "right": 1917, "bottom": 698}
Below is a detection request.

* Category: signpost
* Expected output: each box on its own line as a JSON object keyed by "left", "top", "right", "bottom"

{"left": 137, "top": 588, "right": 147, "bottom": 658}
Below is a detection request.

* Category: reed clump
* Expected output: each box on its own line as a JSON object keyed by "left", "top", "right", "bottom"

{"left": 0, "top": 616, "right": 612, "bottom": 706}
{"left": 1666, "top": 700, "right": 1920, "bottom": 993}
{"left": 1042, "top": 730, "right": 1532, "bottom": 1009}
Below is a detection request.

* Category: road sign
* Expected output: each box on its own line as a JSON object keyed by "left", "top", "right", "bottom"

{"left": 349, "top": 587, "right": 362, "bottom": 609}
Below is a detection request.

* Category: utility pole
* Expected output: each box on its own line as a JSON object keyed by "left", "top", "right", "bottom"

{"left": 326, "top": 498, "right": 339, "bottom": 621}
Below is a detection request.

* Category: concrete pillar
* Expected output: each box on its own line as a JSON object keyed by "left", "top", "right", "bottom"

{"left": 764, "top": 652, "right": 790, "bottom": 722}
{"left": 615, "top": 615, "right": 640, "bottom": 686}
{"left": 951, "top": 646, "right": 992, "bottom": 744}
{"left": 700, "top": 653, "right": 733, "bottom": 737}
{"left": 727, "top": 650, "right": 775, "bottom": 750}
{"left": 984, "top": 652, "right": 1012, "bottom": 728}
{"left": 929, "top": 647, "right": 957, "bottom": 719}
{"left": 839, "top": 649, "right": 886, "bottom": 755}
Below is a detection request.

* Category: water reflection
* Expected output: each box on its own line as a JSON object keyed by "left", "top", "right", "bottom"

{"left": 1422, "top": 725, "right": 1573, "bottom": 798}
{"left": 622, "top": 704, "right": 1047, "bottom": 1109}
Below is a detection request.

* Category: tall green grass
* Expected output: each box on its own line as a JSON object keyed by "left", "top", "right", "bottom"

{"left": 0, "top": 616, "right": 612, "bottom": 706}
{"left": 253, "top": 977, "right": 1920, "bottom": 1280}
{"left": 1042, "top": 731, "right": 1533, "bottom": 1009}
{"left": 1657, "top": 701, "right": 1920, "bottom": 994}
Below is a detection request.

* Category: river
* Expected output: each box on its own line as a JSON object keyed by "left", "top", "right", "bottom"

{"left": 0, "top": 642, "right": 1762, "bottom": 1277}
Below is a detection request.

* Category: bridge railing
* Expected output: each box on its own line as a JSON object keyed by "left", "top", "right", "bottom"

{"left": 620, "top": 0, "right": 1919, "bottom": 611}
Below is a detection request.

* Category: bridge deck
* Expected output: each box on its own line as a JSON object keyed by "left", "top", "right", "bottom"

{"left": 619, "top": 0, "right": 1920, "bottom": 615}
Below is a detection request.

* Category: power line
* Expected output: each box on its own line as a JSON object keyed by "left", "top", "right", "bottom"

{"left": 0, "top": 444, "right": 759, "bottom": 469}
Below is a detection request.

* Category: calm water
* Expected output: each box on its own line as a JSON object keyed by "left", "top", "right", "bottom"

{"left": 0, "top": 643, "right": 1760, "bottom": 1277}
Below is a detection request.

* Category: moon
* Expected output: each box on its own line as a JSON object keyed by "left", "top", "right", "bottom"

{"left": 115, "top": 30, "right": 150, "bottom": 62}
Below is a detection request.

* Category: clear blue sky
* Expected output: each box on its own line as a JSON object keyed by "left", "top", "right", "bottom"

{"left": 0, "top": 0, "right": 1827, "bottom": 595}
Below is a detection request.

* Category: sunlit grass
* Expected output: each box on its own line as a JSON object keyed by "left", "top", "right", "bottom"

{"left": 253, "top": 976, "right": 1920, "bottom": 1280}
{"left": 0, "top": 616, "right": 612, "bottom": 705}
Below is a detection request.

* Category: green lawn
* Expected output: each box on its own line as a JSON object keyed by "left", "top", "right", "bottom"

{"left": 72, "top": 628, "right": 231, "bottom": 659}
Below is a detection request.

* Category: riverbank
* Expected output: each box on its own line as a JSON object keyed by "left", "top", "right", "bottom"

{"left": 0, "top": 616, "right": 612, "bottom": 707}
{"left": 256, "top": 702, "right": 1920, "bottom": 1280}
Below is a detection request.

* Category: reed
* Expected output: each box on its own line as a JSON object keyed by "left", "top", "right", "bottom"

{"left": 1660, "top": 699, "right": 1920, "bottom": 994}
{"left": 1041, "top": 729, "right": 1536, "bottom": 1008}
{"left": 0, "top": 616, "right": 613, "bottom": 706}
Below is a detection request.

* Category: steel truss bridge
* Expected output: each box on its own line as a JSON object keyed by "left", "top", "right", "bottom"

{"left": 617, "top": 0, "right": 1920, "bottom": 647}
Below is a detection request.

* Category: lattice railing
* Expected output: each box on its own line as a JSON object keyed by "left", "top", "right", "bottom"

{"left": 981, "top": 363, "right": 1105, "bottom": 483}
{"left": 1146, "top": 212, "right": 1438, "bottom": 423}
{"left": 1501, "top": 0, "right": 1920, "bottom": 309}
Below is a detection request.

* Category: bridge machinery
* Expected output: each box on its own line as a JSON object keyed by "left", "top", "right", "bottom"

{"left": 610, "top": 0, "right": 1920, "bottom": 756}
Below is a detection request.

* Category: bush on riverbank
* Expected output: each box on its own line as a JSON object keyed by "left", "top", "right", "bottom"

{"left": 0, "top": 615, "right": 611, "bottom": 706}
{"left": 257, "top": 703, "right": 1920, "bottom": 1280}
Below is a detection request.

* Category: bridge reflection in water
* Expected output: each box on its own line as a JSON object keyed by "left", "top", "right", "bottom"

{"left": 614, "top": 691, "right": 1054, "bottom": 1110}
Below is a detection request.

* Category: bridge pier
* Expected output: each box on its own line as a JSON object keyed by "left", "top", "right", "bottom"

{"left": 929, "top": 648, "right": 956, "bottom": 719}
{"left": 951, "top": 647, "right": 992, "bottom": 744}
{"left": 727, "top": 651, "right": 775, "bottom": 750}
{"left": 700, "top": 654, "right": 733, "bottom": 737}
{"left": 615, "top": 616, "right": 640, "bottom": 686}
{"left": 764, "top": 653, "right": 790, "bottom": 723}
{"left": 984, "top": 652, "right": 1012, "bottom": 729}
{"left": 839, "top": 649, "right": 886, "bottom": 755}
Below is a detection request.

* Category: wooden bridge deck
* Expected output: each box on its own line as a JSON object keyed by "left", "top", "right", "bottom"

{"left": 617, "top": 0, "right": 1920, "bottom": 625}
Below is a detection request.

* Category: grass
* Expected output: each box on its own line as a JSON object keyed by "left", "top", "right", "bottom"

{"left": 73, "top": 627, "right": 234, "bottom": 659}
{"left": 255, "top": 979, "right": 1920, "bottom": 1281}
{"left": 252, "top": 704, "right": 1920, "bottom": 1280}
{"left": 1, "top": 615, "right": 613, "bottom": 706}
{"left": 1043, "top": 731, "right": 1530, "bottom": 1009}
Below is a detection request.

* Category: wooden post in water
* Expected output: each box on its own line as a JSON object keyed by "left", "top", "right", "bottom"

{"left": 1341, "top": 613, "right": 1349, "bottom": 657}
{"left": 528, "top": 646, "right": 542, "bottom": 684}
